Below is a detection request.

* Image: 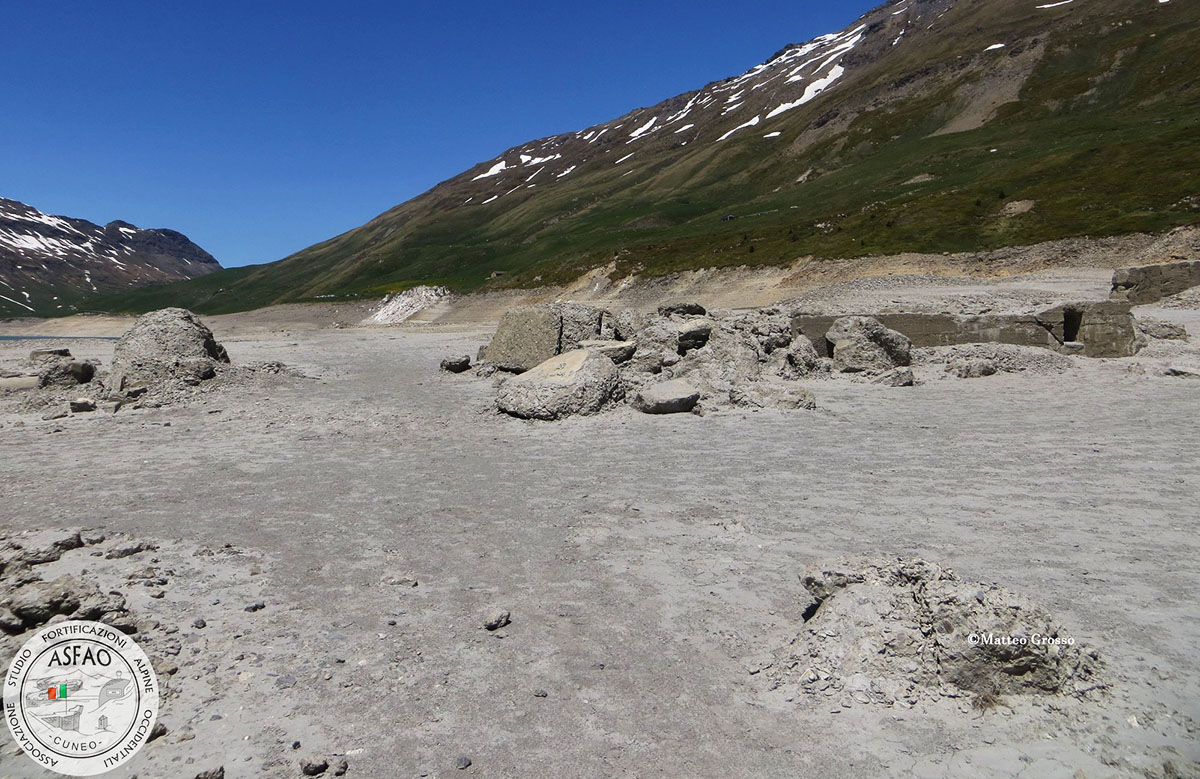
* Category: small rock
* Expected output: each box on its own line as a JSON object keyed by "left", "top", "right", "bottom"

{"left": 483, "top": 610, "right": 511, "bottom": 631}
{"left": 333, "top": 759, "right": 349, "bottom": 776}
{"left": 105, "top": 541, "right": 156, "bottom": 560}
{"left": 873, "top": 367, "right": 916, "bottom": 387}
{"left": 300, "top": 757, "right": 329, "bottom": 776}
{"left": 192, "top": 769, "right": 224, "bottom": 779}
{"left": 455, "top": 756, "right": 473, "bottom": 770}
{"left": 148, "top": 722, "right": 168, "bottom": 742}
{"left": 380, "top": 575, "right": 418, "bottom": 587}
{"left": 70, "top": 398, "right": 97, "bottom": 413}
{"left": 533, "top": 689, "right": 549, "bottom": 698}
{"left": 440, "top": 355, "right": 471, "bottom": 373}
{"left": 30, "top": 348, "right": 71, "bottom": 359}
{"left": 631, "top": 379, "right": 700, "bottom": 414}
{"left": 244, "top": 601, "right": 266, "bottom": 613}
{"left": 192, "top": 618, "right": 207, "bottom": 629}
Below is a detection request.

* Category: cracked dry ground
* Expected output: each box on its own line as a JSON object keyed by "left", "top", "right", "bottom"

{"left": 1, "top": 327, "right": 1198, "bottom": 778}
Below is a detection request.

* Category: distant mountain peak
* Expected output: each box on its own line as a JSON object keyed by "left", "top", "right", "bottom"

{"left": 0, "top": 198, "right": 220, "bottom": 316}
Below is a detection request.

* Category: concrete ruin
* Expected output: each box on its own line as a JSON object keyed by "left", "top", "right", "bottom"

{"left": 1110, "top": 259, "right": 1200, "bottom": 305}
{"left": 791, "top": 300, "right": 1143, "bottom": 359}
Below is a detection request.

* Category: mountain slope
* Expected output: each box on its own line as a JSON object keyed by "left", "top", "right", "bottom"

{"left": 98, "top": 0, "right": 1199, "bottom": 315}
{"left": 0, "top": 198, "right": 220, "bottom": 316}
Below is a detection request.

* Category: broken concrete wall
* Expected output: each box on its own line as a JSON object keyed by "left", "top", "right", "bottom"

{"left": 792, "top": 301, "right": 1142, "bottom": 359}
{"left": 482, "top": 302, "right": 608, "bottom": 372}
{"left": 1111, "top": 260, "right": 1200, "bottom": 304}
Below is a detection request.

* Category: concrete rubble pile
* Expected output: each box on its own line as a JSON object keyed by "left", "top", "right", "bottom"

{"left": 760, "top": 558, "right": 1105, "bottom": 707}
{"left": 458, "top": 291, "right": 1195, "bottom": 420}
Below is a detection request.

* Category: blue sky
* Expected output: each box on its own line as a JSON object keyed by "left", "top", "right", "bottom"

{"left": 1, "top": 1, "right": 878, "bottom": 268}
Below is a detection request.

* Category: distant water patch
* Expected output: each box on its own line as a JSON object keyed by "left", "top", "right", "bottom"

{"left": 0, "top": 335, "right": 119, "bottom": 341}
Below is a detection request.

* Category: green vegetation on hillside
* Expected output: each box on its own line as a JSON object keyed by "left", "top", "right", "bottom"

{"left": 90, "top": 0, "right": 1200, "bottom": 316}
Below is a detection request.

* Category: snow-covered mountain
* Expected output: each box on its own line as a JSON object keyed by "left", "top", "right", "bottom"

{"left": 0, "top": 198, "right": 219, "bottom": 316}
{"left": 72, "top": 0, "right": 1200, "bottom": 315}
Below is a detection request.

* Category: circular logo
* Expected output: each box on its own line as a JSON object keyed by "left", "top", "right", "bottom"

{"left": 4, "top": 621, "right": 159, "bottom": 777}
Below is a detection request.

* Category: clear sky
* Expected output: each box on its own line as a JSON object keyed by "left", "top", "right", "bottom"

{"left": 1, "top": 1, "right": 879, "bottom": 268}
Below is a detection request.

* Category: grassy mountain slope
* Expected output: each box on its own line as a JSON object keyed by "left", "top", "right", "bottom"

{"left": 94, "top": 0, "right": 1200, "bottom": 315}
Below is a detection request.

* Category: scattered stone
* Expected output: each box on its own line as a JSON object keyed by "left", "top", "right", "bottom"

{"left": 496, "top": 350, "right": 620, "bottom": 421}
{"left": 192, "top": 768, "right": 224, "bottom": 779}
{"left": 148, "top": 722, "right": 169, "bottom": 742}
{"left": 106, "top": 542, "right": 156, "bottom": 560}
{"left": 631, "top": 379, "right": 700, "bottom": 414}
{"left": 333, "top": 759, "right": 349, "bottom": 776}
{"left": 300, "top": 757, "right": 330, "bottom": 776}
{"left": 658, "top": 302, "right": 707, "bottom": 317}
{"left": 533, "top": 689, "right": 549, "bottom": 698}
{"left": 873, "top": 367, "right": 915, "bottom": 386}
{"left": 381, "top": 575, "right": 419, "bottom": 587}
{"left": 826, "top": 317, "right": 913, "bottom": 372}
{"left": 70, "top": 398, "right": 96, "bottom": 413}
{"left": 1163, "top": 364, "right": 1200, "bottom": 378}
{"left": 484, "top": 610, "right": 511, "bottom": 631}
{"left": 947, "top": 359, "right": 998, "bottom": 379}
{"left": 244, "top": 601, "right": 266, "bottom": 612}
{"left": 440, "top": 355, "right": 471, "bottom": 373}
{"left": 456, "top": 756, "right": 473, "bottom": 770}
{"left": 109, "top": 307, "right": 230, "bottom": 394}
{"left": 192, "top": 618, "right": 207, "bottom": 629}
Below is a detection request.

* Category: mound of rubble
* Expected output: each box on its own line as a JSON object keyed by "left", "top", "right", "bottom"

{"left": 762, "top": 559, "right": 1104, "bottom": 707}
{"left": 467, "top": 301, "right": 922, "bottom": 418}
{"left": 913, "top": 343, "right": 1075, "bottom": 378}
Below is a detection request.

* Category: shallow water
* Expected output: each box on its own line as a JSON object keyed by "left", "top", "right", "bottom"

{"left": 0, "top": 335, "right": 118, "bottom": 341}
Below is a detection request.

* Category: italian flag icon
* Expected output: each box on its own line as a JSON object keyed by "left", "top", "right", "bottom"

{"left": 48, "top": 684, "right": 68, "bottom": 700}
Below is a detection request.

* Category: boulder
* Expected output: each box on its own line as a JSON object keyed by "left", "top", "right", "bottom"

{"left": 657, "top": 302, "right": 707, "bottom": 317}
{"left": 631, "top": 379, "right": 700, "bottom": 414}
{"left": 496, "top": 350, "right": 620, "bottom": 420}
{"left": 110, "top": 308, "right": 230, "bottom": 393}
{"left": 675, "top": 320, "right": 713, "bottom": 355}
{"left": 1111, "top": 260, "right": 1200, "bottom": 304}
{"left": 37, "top": 359, "right": 95, "bottom": 388}
{"left": 484, "top": 303, "right": 608, "bottom": 372}
{"left": 70, "top": 398, "right": 97, "bottom": 413}
{"left": 826, "top": 317, "right": 912, "bottom": 372}
{"left": 440, "top": 355, "right": 471, "bottom": 373}
{"left": 782, "top": 338, "right": 822, "bottom": 377}
{"left": 577, "top": 339, "right": 637, "bottom": 364}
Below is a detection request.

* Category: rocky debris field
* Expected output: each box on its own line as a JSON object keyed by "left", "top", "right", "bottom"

{"left": 449, "top": 299, "right": 1200, "bottom": 421}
